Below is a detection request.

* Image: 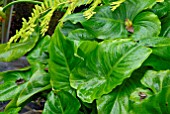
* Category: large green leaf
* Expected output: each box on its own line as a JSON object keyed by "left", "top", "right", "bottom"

{"left": 64, "top": 0, "right": 158, "bottom": 40}
{"left": 0, "top": 63, "right": 50, "bottom": 106}
{"left": 0, "top": 68, "right": 31, "bottom": 101}
{"left": 43, "top": 91, "right": 81, "bottom": 114}
{"left": 152, "top": 0, "right": 170, "bottom": 18}
{"left": 152, "top": 46, "right": 170, "bottom": 60}
{"left": 49, "top": 26, "right": 81, "bottom": 93}
{"left": 143, "top": 54, "right": 170, "bottom": 70}
{"left": 81, "top": 5, "right": 128, "bottom": 40}
{"left": 130, "top": 70, "right": 170, "bottom": 113}
{"left": 138, "top": 37, "right": 170, "bottom": 47}
{"left": 160, "top": 13, "right": 170, "bottom": 38}
{"left": 70, "top": 39, "right": 152, "bottom": 103}
{"left": 139, "top": 37, "right": 170, "bottom": 62}
{"left": 16, "top": 63, "right": 50, "bottom": 105}
{"left": 132, "top": 11, "right": 161, "bottom": 40}
{"left": 97, "top": 67, "right": 147, "bottom": 114}
{"left": 0, "top": 27, "right": 39, "bottom": 62}
{"left": 67, "top": 28, "right": 96, "bottom": 41}
{"left": 111, "top": 0, "right": 155, "bottom": 20}
{"left": 27, "top": 35, "right": 50, "bottom": 65}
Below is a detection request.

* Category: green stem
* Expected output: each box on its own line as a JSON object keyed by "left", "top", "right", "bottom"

{"left": 2, "top": 0, "right": 42, "bottom": 12}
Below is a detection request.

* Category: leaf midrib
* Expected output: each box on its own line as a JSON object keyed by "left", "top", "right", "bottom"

{"left": 106, "top": 45, "right": 140, "bottom": 78}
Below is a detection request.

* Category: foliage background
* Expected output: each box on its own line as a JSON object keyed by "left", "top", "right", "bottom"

{"left": 0, "top": 0, "right": 170, "bottom": 113}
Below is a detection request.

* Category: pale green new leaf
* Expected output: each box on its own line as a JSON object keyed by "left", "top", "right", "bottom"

{"left": 70, "top": 39, "right": 152, "bottom": 103}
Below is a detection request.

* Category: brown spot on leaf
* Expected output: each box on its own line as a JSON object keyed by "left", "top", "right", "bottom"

{"left": 125, "top": 18, "right": 134, "bottom": 33}
{"left": 166, "top": 102, "right": 168, "bottom": 106}
{"left": 15, "top": 78, "right": 25, "bottom": 85}
{"left": 138, "top": 92, "right": 147, "bottom": 100}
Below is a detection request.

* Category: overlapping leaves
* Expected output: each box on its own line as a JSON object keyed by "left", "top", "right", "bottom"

{"left": 70, "top": 39, "right": 151, "bottom": 103}
{"left": 130, "top": 70, "right": 170, "bottom": 113}
{"left": 1, "top": 0, "right": 170, "bottom": 113}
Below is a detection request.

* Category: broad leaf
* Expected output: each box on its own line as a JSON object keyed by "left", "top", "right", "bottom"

{"left": 0, "top": 68, "right": 31, "bottom": 101}
{"left": 152, "top": 0, "right": 170, "bottom": 18}
{"left": 97, "top": 67, "right": 147, "bottom": 114}
{"left": 143, "top": 54, "right": 170, "bottom": 70}
{"left": 152, "top": 46, "right": 170, "bottom": 60}
{"left": 160, "top": 13, "right": 170, "bottom": 38}
{"left": 27, "top": 35, "right": 50, "bottom": 65}
{"left": 111, "top": 0, "right": 155, "bottom": 20}
{"left": 130, "top": 70, "right": 170, "bottom": 113}
{"left": 0, "top": 27, "right": 39, "bottom": 62}
{"left": 43, "top": 91, "right": 81, "bottom": 114}
{"left": 67, "top": 29, "right": 96, "bottom": 41}
{"left": 0, "top": 63, "right": 50, "bottom": 106}
{"left": 16, "top": 63, "right": 50, "bottom": 105}
{"left": 70, "top": 39, "right": 152, "bottom": 103}
{"left": 3, "top": 107, "right": 21, "bottom": 114}
{"left": 132, "top": 11, "right": 161, "bottom": 40}
{"left": 138, "top": 37, "right": 170, "bottom": 47}
{"left": 61, "top": 21, "right": 83, "bottom": 36}
{"left": 49, "top": 26, "right": 81, "bottom": 93}
{"left": 82, "top": 5, "right": 128, "bottom": 40}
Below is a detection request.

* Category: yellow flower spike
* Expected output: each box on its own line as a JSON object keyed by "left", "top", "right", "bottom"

{"left": 83, "top": 0, "right": 101, "bottom": 20}
{"left": 110, "top": 0, "right": 125, "bottom": 11}
{"left": 156, "top": 0, "right": 164, "bottom": 2}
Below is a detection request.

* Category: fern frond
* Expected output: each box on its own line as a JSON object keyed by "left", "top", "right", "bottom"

{"left": 8, "top": 0, "right": 103, "bottom": 45}
{"left": 8, "top": 0, "right": 60, "bottom": 44}
{"left": 83, "top": 0, "right": 101, "bottom": 20}
{"left": 110, "top": 0, "right": 125, "bottom": 11}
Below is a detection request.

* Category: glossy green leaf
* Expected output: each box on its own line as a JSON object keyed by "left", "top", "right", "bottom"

{"left": 27, "top": 35, "right": 50, "bottom": 65}
{"left": 82, "top": 6, "right": 128, "bottom": 40}
{"left": 143, "top": 54, "right": 170, "bottom": 70}
{"left": 132, "top": 11, "right": 161, "bottom": 40}
{"left": 49, "top": 26, "right": 81, "bottom": 93}
{"left": 43, "top": 91, "right": 81, "bottom": 114}
{"left": 0, "top": 68, "right": 31, "bottom": 101}
{"left": 0, "top": 27, "right": 39, "bottom": 62}
{"left": 17, "top": 63, "right": 50, "bottom": 105}
{"left": 97, "top": 67, "right": 147, "bottom": 114}
{"left": 152, "top": 46, "right": 170, "bottom": 60}
{"left": 3, "top": 108, "right": 21, "bottom": 114}
{"left": 68, "top": 29, "right": 95, "bottom": 41}
{"left": 138, "top": 37, "right": 170, "bottom": 47}
{"left": 70, "top": 39, "right": 152, "bottom": 103}
{"left": 63, "top": 13, "right": 86, "bottom": 25}
{"left": 0, "top": 63, "right": 50, "bottom": 106}
{"left": 61, "top": 21, "right": 83, "bottom": 37}
{"left": 111, "top": 0, "right": 155, "bottom": 20}
{"left": 130, "top": 70, "right": 170, "bottom": 113}
{"left": 152, "top": 0, "right": 170, "bottom": 18}
{"left": 160, "top": 13, "right": 170, "bottom": 38}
